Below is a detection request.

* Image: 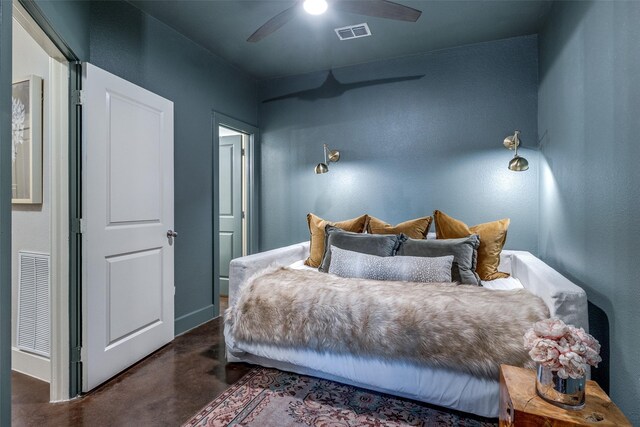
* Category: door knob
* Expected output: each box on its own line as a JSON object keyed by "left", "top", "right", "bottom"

{"left": 167, "top": 229, "right": 178, "bottom": 238}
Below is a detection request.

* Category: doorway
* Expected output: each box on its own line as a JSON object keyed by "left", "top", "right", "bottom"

{"left": 11, "top": 1, "right": 70, "bottom": 404}
{"left": 214, "top": 114, "right": 258, "bottom": 315}
{"left": 218, "top": 126, "right": 246, "bottom": 312}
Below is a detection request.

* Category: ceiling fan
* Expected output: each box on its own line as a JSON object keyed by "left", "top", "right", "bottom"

{"left": 247, "top": 0, "right": 422, "bottom": 42}
{"left": 262, "top": 70, "right": 424, "bottom": 102}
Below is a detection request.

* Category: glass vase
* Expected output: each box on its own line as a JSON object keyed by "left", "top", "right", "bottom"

{"left": 536, "top": 364, "right": 586, "bottom": 410}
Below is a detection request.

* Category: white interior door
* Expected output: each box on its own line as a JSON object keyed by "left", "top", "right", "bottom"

{"left": 219, "top": 135, "right": 243, "bottom": 297}
{"left": 82, "top": 63, "right": 174, "bottom": 391}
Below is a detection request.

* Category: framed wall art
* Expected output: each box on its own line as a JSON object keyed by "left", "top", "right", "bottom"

{"left": 12, "top": 75, "right": 43, "bottom": 204}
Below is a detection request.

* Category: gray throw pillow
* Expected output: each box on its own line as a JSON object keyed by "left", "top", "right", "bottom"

{"left": 328, "top": 246, "right": 454, "bottom": 283}
{"left": 396, "top": 234, "right": 481, "bottom": 285}
{"left": 319, "top": 225, "right": 401, "bottom": 273}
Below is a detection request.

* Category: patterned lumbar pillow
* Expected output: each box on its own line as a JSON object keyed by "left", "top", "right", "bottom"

{"left": 396, "top": 234, "right": 480, "bottom": 285}
{"left": 328, "top": 246, "right": 453, "bottom": 283}
{"left": 319, "top": 225, "right": 401, "bottom": 273}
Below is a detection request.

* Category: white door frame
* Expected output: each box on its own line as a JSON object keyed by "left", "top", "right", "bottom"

{"left": 212, "top": 112, "right": 259, "bottom": 316}
{"left": 48, "top": 56, "right": 70, "bottom": 402}
{"left": 12, "top": 1, "right": 71, "bottom": 402}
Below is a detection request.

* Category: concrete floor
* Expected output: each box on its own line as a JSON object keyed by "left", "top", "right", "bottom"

{"left": 12, "top": 317, "right": 251, "bottom": 426}
{"left": 12, "top": 306, "right": 497, "bottom": 426}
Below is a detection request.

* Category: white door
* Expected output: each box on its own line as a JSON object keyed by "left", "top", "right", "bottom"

{"left": 219, "top": 135, "right": 243, "bottom": 296}
{"left": 82, "top": 63, "right": 174, "bottom": 391}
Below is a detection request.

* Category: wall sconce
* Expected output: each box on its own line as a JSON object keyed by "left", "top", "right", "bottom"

{"left": 314, "top": 144, "right": 340, "bottom": 174}
{"left": 503, "top": 130, "right": 529, "bottom": 172}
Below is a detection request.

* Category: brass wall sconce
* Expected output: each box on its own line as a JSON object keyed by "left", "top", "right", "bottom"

{"left": 503, "top": 130, "right": 529, "bottom": 172}
{"left": 315, "top": 144, "right": 340, "bottom": 174}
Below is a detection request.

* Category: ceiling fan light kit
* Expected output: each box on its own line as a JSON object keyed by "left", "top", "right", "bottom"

{"left": 304, "top": 0, "right": 328, "bottom": 15}
{"left": 248, "top": 0, "right": 422, "bottom": 42}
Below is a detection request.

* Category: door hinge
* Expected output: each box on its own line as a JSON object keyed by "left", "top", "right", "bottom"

{"left": 72, "top": 218, "right": 85, "bottom": 234}
{"left": 72, "top": 89, "right": 85, "bottom": 106}
{"left": 241, "top": 211, "right": 246, "bottom": 219}
{"left": 71, "top": 346, "right": 82, "bottom": 363}
{"left": 241, "top": 148, "right": 246, "bottom": 156}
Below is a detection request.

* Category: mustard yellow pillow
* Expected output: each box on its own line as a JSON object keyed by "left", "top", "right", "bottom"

{"left": 305, "top": 213, "right": 369, "bottom": 267}
{"left": 367, "top": 216, "right": 432, "bottom": 240}
{"left": 433, "top": 210, "right": 510, "bottom": 281}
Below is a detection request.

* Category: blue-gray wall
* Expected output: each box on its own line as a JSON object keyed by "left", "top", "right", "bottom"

{"left": 538, "top": 1, "right": 640, "bottom": 423}
{"left": 88, "top": 1, "right": 258, "bottom": 333}
{"left": 1, "top": 1, "right": 13, "bottom": 423}
{"left": 31, "top": 0, "right": 90, "bottom": 60}
{"left": 259, "top": 35, "right": 539, "bottom": 253}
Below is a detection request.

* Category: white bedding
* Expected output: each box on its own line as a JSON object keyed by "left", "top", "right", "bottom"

{"left": 481, "top": 276, "right": 523, "bottom": 290}
{"left": 288, "top": 259, "right": 316, "bottom": 271}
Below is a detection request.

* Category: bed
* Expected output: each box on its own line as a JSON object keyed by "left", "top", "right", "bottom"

{"left": 224, "top": 239, "right": 588, "bottom": 418}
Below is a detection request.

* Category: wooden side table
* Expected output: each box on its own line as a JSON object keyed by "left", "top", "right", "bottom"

{"left": 499, "top": 365, "right": 631, "bottom": 426}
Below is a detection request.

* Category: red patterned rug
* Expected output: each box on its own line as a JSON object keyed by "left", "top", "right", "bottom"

{"left": 183, "top": 367, "right": 497, "bottom": 427}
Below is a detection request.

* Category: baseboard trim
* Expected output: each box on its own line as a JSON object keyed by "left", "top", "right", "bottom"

{"left": 12, "top": 347, "right": 50, "bottom": 382}
{"left": 175, "top": 304, "right": 215, "bottom": 336}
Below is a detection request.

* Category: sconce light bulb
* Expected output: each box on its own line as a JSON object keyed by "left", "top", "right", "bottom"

{"left": 315, "top": 162, "right": 329, "bottom": 174}
{"left": 508, "top": 155, "right": 529, "bottom": 172}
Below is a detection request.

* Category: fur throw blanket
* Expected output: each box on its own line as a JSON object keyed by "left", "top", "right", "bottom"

{"left": 225, "top": 267, "right": 550, "bottom": 379}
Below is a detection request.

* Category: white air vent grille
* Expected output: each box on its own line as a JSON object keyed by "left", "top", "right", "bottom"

{"left": 17, "top": 252, "right": 50, "bottom": 358}
{"left": 335, "top": 23, "right": 371, "bottom": 40}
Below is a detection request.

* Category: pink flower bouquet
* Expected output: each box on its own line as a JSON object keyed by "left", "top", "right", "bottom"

{"left": 524, "top": 318, "right": 602, "bottom": 379}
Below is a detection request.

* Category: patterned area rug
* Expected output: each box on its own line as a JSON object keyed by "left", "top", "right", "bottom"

{"left": 183, "top": 367, "right": 497, "bottom": 427}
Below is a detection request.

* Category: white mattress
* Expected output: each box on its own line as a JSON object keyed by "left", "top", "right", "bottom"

{"left": 225, "top": 328, "right": 499, "bottom": 417}
{"left": 481, "top": 276, "right": 523, "bottom": 289}
{"left": 288, "top": 259, "right": 316, "bottom": 271}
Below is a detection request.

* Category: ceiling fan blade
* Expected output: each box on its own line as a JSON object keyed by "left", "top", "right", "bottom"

{"left": 334, "top": 0, "right": 421, "bottom": 22}
{"left": 247, "top": 4, "right": 298, "bottom": 42}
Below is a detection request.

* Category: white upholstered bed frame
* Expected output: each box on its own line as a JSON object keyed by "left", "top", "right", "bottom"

{"left": 224, "top": 241, "right": 588, "bottom": 418}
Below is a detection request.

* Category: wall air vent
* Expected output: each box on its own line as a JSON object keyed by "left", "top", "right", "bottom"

{"left": 17, "top": 252, "right": 50, "bottom": 358}
{"left": 335, "top": 23, "right": 371, "bottom": 41}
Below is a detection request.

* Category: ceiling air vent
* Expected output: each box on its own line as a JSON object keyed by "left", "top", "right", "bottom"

{"left": 335, "top": 23, "right": 371, "bottom": 41}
